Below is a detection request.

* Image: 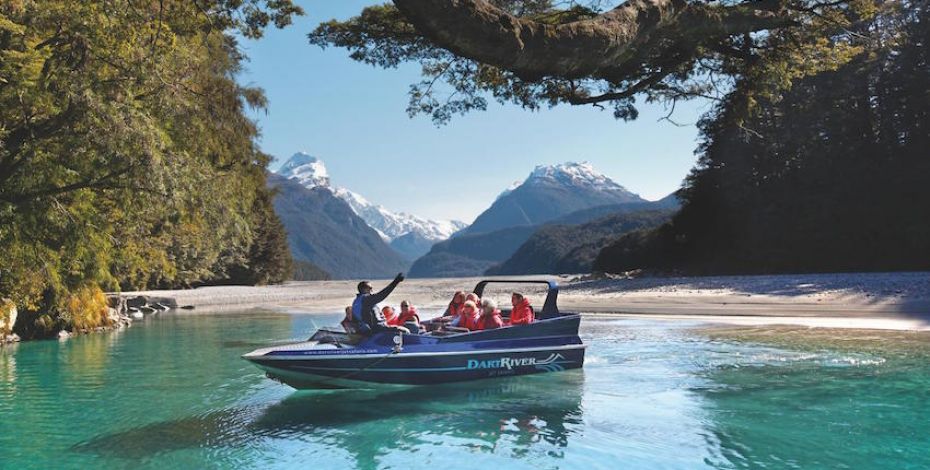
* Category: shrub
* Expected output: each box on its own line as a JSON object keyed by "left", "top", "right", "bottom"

{"left": 61, "top": 284, "right": 112, "bottom": 332}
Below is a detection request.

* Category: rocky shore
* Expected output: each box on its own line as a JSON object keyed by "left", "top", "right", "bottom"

{"left": 0, "top": 294, "right": 192, "bottom": 345}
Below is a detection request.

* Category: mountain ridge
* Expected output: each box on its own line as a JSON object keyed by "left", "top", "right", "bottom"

{"left": 277, "top": 152, "right": 466, "bottom": 243}
{"left": 269, "top": 173, "right": 408, "bottom": 279}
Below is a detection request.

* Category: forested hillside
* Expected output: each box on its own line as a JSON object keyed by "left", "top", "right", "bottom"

{"left": 488, "top": 210, "right": 673, "bottom": 275}
{"left": 596, "top": 3, "right": 930, "bottom": 274}
{"left": 0, "top": 1, "right": 300, "bottom": 337}
{"left": 410, "top": 200, "right": 675, "bottom": 277}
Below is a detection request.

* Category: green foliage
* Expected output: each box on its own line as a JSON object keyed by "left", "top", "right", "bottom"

{"left": 0, "top": 0, "right": 297, "bottom": 335}
{"left": 310, "top": 0, "right": 874, "bottom": 125}
{"left": 596, "top": 2, "right": 930, "bottom": 274}
{"left": 309, "top": 1, "right": 625, "bottom": 125}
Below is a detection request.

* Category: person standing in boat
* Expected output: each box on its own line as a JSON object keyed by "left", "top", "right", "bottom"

{"left": 352, "top": 273, "right": 409, "bottom": 335}
{"left": 509, "top": 292, "right": 535, "bottom": 326}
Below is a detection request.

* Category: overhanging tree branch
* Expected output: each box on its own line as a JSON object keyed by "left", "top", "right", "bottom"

{"left": 392, "top": 0, "right": 798, "bottom": 82}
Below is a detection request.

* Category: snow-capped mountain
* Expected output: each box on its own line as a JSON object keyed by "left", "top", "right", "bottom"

{"left": 462, "top": 161, "right": 645, "bottom": 235}
{"left": 525, "top": 162, "right": 637, "bottom": 194}
{"left": 277, "top": 152, "right": 466, "bottom": 244}
{"left": 330, "top": 186, "right": 466, "bottom": 241}
{"left": 277, "top": 152, "right": 330, "bottom": 188}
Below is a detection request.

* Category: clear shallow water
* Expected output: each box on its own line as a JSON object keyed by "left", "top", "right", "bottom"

{"left": 1, "top": 312, "right": 929, "bottom": 469}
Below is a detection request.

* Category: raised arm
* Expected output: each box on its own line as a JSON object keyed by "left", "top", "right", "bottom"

{"left": 368, "top": 273, "right": 405, "bottom": 305}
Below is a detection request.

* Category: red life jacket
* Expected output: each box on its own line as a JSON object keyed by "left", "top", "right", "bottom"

{"left": 397, "top": 306, "right": 420, "bottom": 324}
{"left": 382, "top": 308, "right": 400, "bottom": 326}
{"left": 476, "top": 310, "right": 504, "bottom": 330}
{"left": 509, "top": 299, "right": 535, "bottom": 326}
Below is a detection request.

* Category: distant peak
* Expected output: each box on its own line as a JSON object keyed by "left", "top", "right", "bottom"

{"left": 277, "top": 152, "right": 330, "bottom": 188}
{"left": 529, "top": 161, "right": 598, "bottom": 179}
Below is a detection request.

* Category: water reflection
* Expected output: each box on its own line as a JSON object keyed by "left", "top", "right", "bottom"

{"left": 0, "top": 344, "right": 17, "bottom": 395}
{"left": 73, "top": 371, "right": 585, "bottom": 468}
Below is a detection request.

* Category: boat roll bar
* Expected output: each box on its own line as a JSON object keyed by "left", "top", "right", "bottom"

{"left": 472, "top": 280, "right": 560, "bottom": 319}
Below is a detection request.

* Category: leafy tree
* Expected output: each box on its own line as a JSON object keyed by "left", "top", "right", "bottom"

{"left": 596, "top": 1, "right": 930, "bottom": 274}
{"left": 0, "top": 0, "right": 300, "bottom": 335}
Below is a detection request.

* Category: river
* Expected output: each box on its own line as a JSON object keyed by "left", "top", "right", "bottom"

{"left": 1, "top": 311, "right": 928, "bottom": 469}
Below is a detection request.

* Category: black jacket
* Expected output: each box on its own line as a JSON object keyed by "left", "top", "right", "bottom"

{"left": 351, "top": 276, "right": 403, "bottom": 334}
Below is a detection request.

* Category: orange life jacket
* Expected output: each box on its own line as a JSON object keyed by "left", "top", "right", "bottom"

{"left": 456, "top": 310, "right": 479, "bottom": 330}
{"left": 509, "top": 299, "right": 535, "bottom": 326}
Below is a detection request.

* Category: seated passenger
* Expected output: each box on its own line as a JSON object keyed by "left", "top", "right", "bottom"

{"left": 449, "top": 300, "right": 479, "bottom": 330}
{"left": 382, "top": 306, "right": 400, "bottom": 326}
{"left": 443, "top": 291, "right": 466, "bottom": 317}
{"left": 341, "top": 306, "right": 357, "bottom": 333}
{"left": 397, "top": 300, "right": 420, "bottom": 325}
{"left": 509, "top": 292, "right": 535, "bottom": 326}
{"left": 476, "top": 299, "right": 504, "bottom": 331}
{"left": 397, "top": 300, "right": 421, "bottom": 333}
{"left": 465, "top": 292, "right": 480, "bottom": 305}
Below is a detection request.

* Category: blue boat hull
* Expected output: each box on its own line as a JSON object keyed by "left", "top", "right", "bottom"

{"left": 250, "top": 344, "right": 586, "bottom": 389}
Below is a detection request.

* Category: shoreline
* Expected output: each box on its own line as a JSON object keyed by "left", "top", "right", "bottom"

{"left": 122, "top": 271, "right": 930, "bottom": 332}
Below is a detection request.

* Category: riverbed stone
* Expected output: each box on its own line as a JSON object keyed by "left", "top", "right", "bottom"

{"left": 126, "top": 296, "right": 148, "bottom": 309}
{"left": 58, "top": 330, "right": 71, "bottom": 340}
{"left": 0, "top": 299, "right": 17, "bottom": 337}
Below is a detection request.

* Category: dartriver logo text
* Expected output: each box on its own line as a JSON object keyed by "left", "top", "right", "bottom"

{"left": 465, "top": 354, "right": 567, "bottom": 371}
{"left": 467, "top": 357, "right": 538, "bottom": 370}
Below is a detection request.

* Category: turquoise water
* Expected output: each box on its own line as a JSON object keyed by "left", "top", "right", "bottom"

{"left": 1, "top": 312, "right": 929, "bottom": 469}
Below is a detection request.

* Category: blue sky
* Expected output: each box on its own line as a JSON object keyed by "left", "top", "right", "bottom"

{"left": 236, "top": 0, "right": 711, "bottom": 223}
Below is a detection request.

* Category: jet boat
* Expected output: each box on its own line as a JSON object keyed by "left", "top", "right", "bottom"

{"left": 243, "top": 280, "right": 586, "bottom": 389}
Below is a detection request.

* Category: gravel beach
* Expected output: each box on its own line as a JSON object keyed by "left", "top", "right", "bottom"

{"left": 125, "top": 271, "right": 930, "bottom": 330}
